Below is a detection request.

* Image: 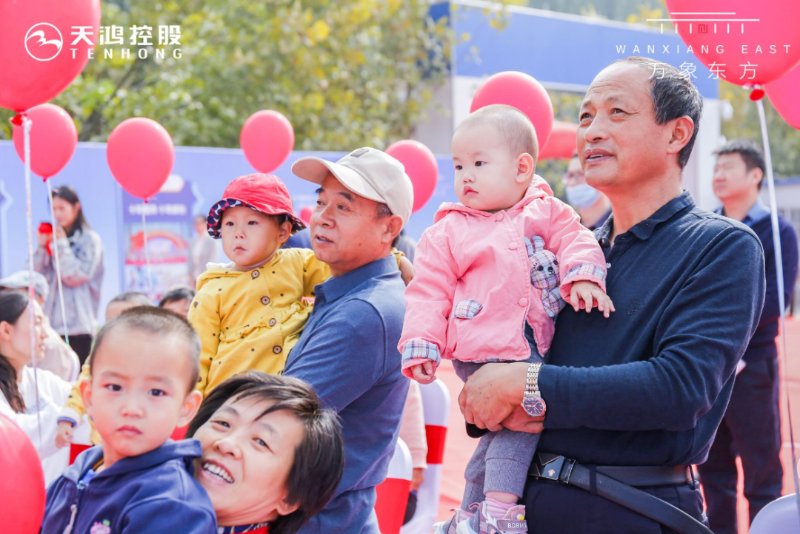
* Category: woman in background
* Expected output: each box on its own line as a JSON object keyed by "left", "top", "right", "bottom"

{"left": 35, "top": 186, "right": 104, "bottom": 364}
{"left": 0, "top": 290, "right": 71, "bottom": 484}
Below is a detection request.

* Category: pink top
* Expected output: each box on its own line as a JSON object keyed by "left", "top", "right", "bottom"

{"left": 399, "top": 178, "right": 606, "bottom": 375}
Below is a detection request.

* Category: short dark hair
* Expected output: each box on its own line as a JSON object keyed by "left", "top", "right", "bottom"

{"left": 714, "top": 139, "right": 766, "bottom": 188}
{"left": 621, "top": 57, "right": 703, "bottom": 169}
{"left": 158, "top": 286, "right": 196, "bottom": 307}
{"left": 109, "top": 291, "right": 152, "bottom": 307}
{"left": 376, "top": 202, "right": 393, "bottom": 218}
{"left": 187, "top": 373, "right": 344, "bottom": 534}
{"left": 89, "top": 306, "right": 200, "bottom": 393}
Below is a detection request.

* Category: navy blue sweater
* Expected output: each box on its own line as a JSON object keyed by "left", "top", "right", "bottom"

{"left": 745, "top": 215, "right": 798, "bottom": 359}
{"left": 538, "top": 193, "right": 765, "bottom": 466}
{"left": 41, "top": 440, "right": 216, "bottom": 534}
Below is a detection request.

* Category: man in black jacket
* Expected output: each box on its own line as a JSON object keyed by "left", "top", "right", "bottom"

{"left": 698, "top": 139, "right": 799, "bottom": 534}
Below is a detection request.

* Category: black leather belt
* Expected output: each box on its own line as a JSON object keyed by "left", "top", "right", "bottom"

{"left": 529, "top": 453, "right": 712, "bottom": 534}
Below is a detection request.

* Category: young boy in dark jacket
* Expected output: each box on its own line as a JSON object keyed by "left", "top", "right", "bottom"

{"left": 41, "top": 308, "right": 216, "bottom": 534}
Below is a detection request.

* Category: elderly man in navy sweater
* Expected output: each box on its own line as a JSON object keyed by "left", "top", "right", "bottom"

{"left": 459, "top": 58, "right": 766, "bottom": 533}
{"left": 697, "top": 139, "right": 799, "bottom": 534}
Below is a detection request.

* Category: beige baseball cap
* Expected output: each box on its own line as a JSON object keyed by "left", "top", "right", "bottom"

{"left": 291, "top": 147, "right": 413, "bottom": 225}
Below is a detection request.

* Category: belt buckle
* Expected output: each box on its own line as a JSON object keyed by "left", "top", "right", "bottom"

{"left": 533, "top": 453, "right": 577, "bottom": 484}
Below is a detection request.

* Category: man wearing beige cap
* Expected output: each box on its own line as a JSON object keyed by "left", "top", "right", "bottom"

{"left": 284, "top": 147, "right": 413, "bottom": 533}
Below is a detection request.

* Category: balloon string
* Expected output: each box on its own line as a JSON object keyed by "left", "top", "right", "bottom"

{"left": 46, "top": 179, "right": 70, "bottom": 346}
{"left": 755, "top": 98, "right": 800, "bottom": 525}
{"left": 22, "top": 116, "right": 44, "bottom": 448}
{"left": 141, "top": 204, "right": 152, "bottom": 297}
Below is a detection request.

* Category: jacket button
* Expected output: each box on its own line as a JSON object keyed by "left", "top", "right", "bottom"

{"left": 261, "top": 296, "right": 270, "bottom": 305}
{"left": 508, "top": 242, "right": 518, "bottom": 250}
{"left": 251, "top": 270, "right": 260, "bottom": 279}
{"left": 518, "top": 297, "right": 528, "bottom": 307}
{"left": 273, "top": 346, "right": 282, "bottom": 354}
{"left": 268, "top": 318, "right": 277, "bottom": 327}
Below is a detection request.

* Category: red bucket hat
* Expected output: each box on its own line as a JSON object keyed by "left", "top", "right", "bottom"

{"left": 207, "top": 173, "right": 305, "bottom": 238}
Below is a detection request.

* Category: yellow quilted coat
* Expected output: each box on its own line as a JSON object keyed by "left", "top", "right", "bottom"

{"left": 188, "top": 248, "right": 330, "bottom": 396}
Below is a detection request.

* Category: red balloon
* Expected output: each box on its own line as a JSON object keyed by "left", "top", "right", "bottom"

{"left": 107, "top": 118, "right": 175, "bottom": 200}
{"left": 539, "top": 121, "right": 578, "bottom": 161}
{"left": 12, "top": 103, "right": 77, "bottom": 179}
{"left": 0, "top": 0, "right": 100, "bottom": 113}
{"left": 386, "top": 140, "right": 439, "bottom": 213}
{"left": 766, "top": 64, "right": 800, "bottom": 130}
{"left": 470, "top": 71, "right": 554, "bottom": 150}
{"left": 299, "top": 206, "right": 313, "bottom": 225}
{"left": 240, "top": 110, "right": 295, "bottom": 173}
{"left": 0, "top": 415, "right": 46, "bottom": 533}
{"left": 665, "top": 0, "right": 800, "bottom": 86}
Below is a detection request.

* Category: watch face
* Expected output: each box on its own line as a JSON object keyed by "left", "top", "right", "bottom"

{"left": 522, "top": 396, "right": 546, "bottom": 417}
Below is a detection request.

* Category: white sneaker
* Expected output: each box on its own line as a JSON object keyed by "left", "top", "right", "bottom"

{"left": 456, "top": 501, "right": 527, "bottom": 534}
{"left": 434, "top": 507, "right": 475, "bottom": 534}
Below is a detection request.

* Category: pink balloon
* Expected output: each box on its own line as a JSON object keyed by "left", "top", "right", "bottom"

{"left": 665, "top": 0, "right": 800, "bottom": 86}
{"left": 386, "top": 140, "right": 439, "bottom": 213}
{"left": 539, "top": 121, "right": 578, "bottom": 161}
{"left": 0, "top": 0, "right": 100, "bottom": 113}
{"left": 107, "top": 118, "right": 175, "bottom": 200}
{"left": 0, "top": 415, "right": 46, "bottom": 533}
{"left": 240, "top": 110, "right": 295, "bottom": 173}
{"left": 766, "top": 63, "right": 800, "bottom": 129}
{"left": 12, "top": 103, "right": 77, "bottom": 180}
{"left": 470, "top": 71, "right": 554, "bottom": 150}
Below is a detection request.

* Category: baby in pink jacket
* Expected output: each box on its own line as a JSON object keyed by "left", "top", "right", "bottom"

{"left": 399, "top": 104, "right": 613, "bottom": 534}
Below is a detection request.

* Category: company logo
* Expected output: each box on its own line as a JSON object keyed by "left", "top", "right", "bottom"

{"left": 22, "top": 23, "right": 183, "bottom": 62}
{"left": 25, "top": 23, "right": 63, "bottom": 62}
{"left": 647, "top": 11, "right": 759, "bottom": 36}
{"left": 612, "top": 11, "right": 793, "bottom": 81}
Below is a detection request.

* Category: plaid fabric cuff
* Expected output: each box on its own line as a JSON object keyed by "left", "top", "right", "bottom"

{"left": 562, "top": 263, "right": 607, "bottom": 286}
{"left": 401, "top": 338, "right": 441, "bottom": 366}
{"left": 453, "top": 299, "right": 483, "bottom": 319}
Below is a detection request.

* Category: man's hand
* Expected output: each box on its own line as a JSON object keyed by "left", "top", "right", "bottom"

{"left": 411, "top": 467, "right": 425, "bottom": 491}
{"left": 459, "top": 361, "right": 528, "bottom": 432}
{"left": 409, "top": 361, "right": 436, "bottom": 384}
{"left": 502, "top": 405, "right": 545, "bottom": 433}
{"left": 55, "top": 421, "right": 74, "bottom": 448}
{"left": 569, "top": 281, "right": 615, "bottom": 318}
{"left": 37, "top": 231, "right": 51, "bottom": 248}
{"left": 398, "top": 256, "right": 414, "bottom": 286}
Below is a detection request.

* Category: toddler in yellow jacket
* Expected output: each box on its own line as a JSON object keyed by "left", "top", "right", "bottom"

{"left": 190, "top": 173, "right": 329, "bottom": 395}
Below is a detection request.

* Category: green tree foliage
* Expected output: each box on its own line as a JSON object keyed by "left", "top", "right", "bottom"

{"left": 719, "top": 86, "right": 800, "bottom": 178}
{"left": 1, "top": 0, "right": 450, "bottom": 150}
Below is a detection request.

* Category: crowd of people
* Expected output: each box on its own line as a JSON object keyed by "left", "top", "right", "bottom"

{"left": 0, "top": 56, "right": 794, "bottom": 534}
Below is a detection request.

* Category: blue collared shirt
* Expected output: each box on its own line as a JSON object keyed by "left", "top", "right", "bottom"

{"left": 538, "top": 192, "right": 765, "bottom": 466}
{"left": 715, "top": 198, "right": 771, "bottom": 226}
{"left": 284, "top": 255, "right": 408, "bottom": 533}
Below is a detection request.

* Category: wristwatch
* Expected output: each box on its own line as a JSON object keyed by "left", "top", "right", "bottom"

{"left": 521, "top": 362, "right": 546, "bottom": 417}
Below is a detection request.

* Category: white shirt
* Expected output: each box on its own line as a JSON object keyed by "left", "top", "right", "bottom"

{"left": 0, "top": 366, "right": 71, "bottom": 485}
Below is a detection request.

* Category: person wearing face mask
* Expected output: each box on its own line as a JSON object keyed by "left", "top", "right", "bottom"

{"left": 563, "top": 154, "right": 612, "bottom": 230}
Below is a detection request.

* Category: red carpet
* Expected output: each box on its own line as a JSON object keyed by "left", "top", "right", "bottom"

{"left": 437, "top": 317, "right": 800, "bottom": 533}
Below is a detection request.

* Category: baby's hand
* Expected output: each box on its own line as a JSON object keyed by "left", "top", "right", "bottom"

{"left": 55, "top": 421, "right": 75, "bottom": 449}
{"left": 409, "top": 361, "right": 436, "bottom": 384}
{"left": 569, "top": 281, "right": 615, "bottom": 318}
